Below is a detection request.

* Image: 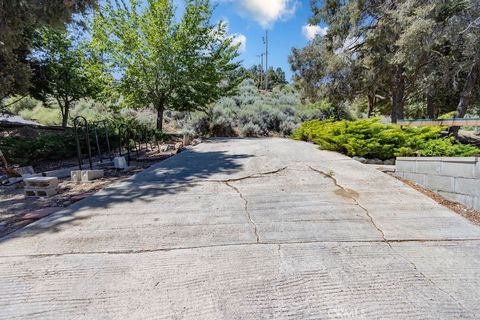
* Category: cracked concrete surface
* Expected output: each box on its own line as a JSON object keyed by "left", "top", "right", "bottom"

{"left": 1, "top": 138, "right": 480, "bottom": 319}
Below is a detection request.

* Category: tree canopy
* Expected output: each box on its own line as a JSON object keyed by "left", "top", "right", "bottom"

{"left": 0, "top": 0, "right": 97, "bottom": 102}
{"left": 90, "top": 0, "right": 240, "bottom": 130}
{"left": 290, "top": 0, "right": 480, "bottom": 125}
{"left": 30, "top": 27, "right": 99, "bottom": 127}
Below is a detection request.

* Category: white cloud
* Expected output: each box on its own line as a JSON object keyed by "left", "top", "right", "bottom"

{"left": 223, "top": 0, "right": 298, "bottom": 28}
{"left": 302, "top": 24, "right": 328, "bottom": 40}
{"left": 231, "top": 33, "right": 247, "bottom": 53}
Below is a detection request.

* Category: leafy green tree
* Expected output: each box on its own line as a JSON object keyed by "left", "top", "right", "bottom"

{"left": 31, "top": 27, "right": 98, "bottom": 127}
{"left": 0, "top": 0, "right": 96, "bottom": 104}
{"left": 291, "top": 0, "right": 480, "bottom": 124}
{"left": 90, "top": 0, "right": 240, "bottom": 130}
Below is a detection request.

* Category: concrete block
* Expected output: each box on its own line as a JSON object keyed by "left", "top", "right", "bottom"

{"left": 425, "top": 175, "right": 455, "bottom": 193}
{"left": 475, "top": 160, "right": 480, "bottom": 179}
{"left": 183, "top": 134, "right": 192, "bottom": 146}
{"left": 416, "top": 161, "right": 441, "bottom": 175}
{"left": 415, "top": 157, "right": 445, "bottom": 162}
{"left": 441, "top": 157, "right": 477, "bottom": 164}
{"left": 438, "top": 191, "right": 475, "bottom": 208}
{"left": 24, "top": 177, "right": 58, "bottom": 188}
{"left": 395, "top": 160, "right": 417, "bottom": 173}
{"left": 71, "top": 170, "right": 82, "bottom": 183}
{"left": 114, "top": 157, "right": 127, "bottom": 170}
{"left": 81, "top": 170, "right": 104, "bottom": 182}
{"left": 403, "top": 173, "right": 426, "bottom": 186}
{"left": 440, "top": 161, "right": 475, "bottom": 178}
{"left": 454, "top": 177, "right": 480, "bottom": 197}
{"left": 25, "top": 187, "right": 57, "bottom": 198}
{"left": 160, "top": 144, "right": 175, "bottom": 153}
{"left": 45, "top": 168, "right": 76, "bottom": 179}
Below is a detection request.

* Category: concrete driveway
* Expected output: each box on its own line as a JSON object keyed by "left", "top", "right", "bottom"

{"left": 1, "top": 138, "right": 480, "bottom": 319}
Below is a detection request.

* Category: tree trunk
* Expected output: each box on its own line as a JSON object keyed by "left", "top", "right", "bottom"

{"left": 390, "top": 68, "right": 405, "bottom": 124}
{"left": 156, "top": 105, "right": 165, "bottom": 131}
{"left": 367, "top": 93, "right": 376, "bottom": 118}
{"left": 426, "top": 85, "right": 435, "bottom": 119}
{"left": 449, "top": 58, "right": 480, "bottom": 136}
{"left": 61, "top": 101, "right": 70, "bottom": 128}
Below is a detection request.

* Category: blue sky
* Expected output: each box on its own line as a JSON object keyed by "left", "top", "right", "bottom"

{"left": 205, "top": 0, "right": 326, "bottom": 82}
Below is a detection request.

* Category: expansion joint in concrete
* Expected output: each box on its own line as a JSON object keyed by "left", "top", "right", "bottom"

{"left": 308, "top": 165, "right": 473, "bottom": 314}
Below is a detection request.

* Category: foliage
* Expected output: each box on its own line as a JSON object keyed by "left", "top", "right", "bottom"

{"left": 291, "top": 0, "right": 480, "bottom": 123}
{"left": 0, "top": 131, "right": 78, "bottom": 166}
{"left": 182, "top": 79, "right": 351, "bottom": 137}
{"left": 231, "top": 66, "right": 288, "bottom": 90}
{"left": 4, "top": 96, "right": 40, "bottom": 115}
{"left": 30, "top": 27, "right": 99, "bottom": 127}
{"left": 90, "top": 0, "right": 240, "bottom": 130}
{"left": 20, "top": 105, "right": 62, "bottom": 126}
{"left": 1, "top": 113, "right": 171, "bottom": 166}
{"left": 293, "top": 119, "right": 480, "bottom": 159}
{"left": 0, "top": 0, "right": 96, "bottom": 102}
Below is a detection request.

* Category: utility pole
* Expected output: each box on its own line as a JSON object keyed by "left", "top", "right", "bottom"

{"left": 260, "top": 53, "right": 264, "bottom": 89}
{"left": 263, "top": 31, "right": 269, "bottom": 91}
{"left": 256, "top": 53, "right": 265, "bottom": 89}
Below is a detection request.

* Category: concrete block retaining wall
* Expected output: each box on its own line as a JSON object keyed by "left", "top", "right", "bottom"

{"left": 395, "top": 157, "right": 480, "bottom": 211}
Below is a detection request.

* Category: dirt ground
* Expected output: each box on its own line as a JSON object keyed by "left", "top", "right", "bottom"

{"left": 0, "top": 148, "right": 178, "bottom": 238}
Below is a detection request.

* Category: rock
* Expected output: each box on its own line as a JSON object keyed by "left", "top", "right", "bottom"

{"left": 191, "top": 139, "right": 202, "bottom": 146}
{"left": 62, "top": 201, "right": 72, "bottom": 207}
{"left": 383, "top": 159, "right": 396, "bottom": 166}
{"left": 174, "top": 142, "right": 183, "bottom": 150}
{"left": 366, "top": 158, "right": 383, "bottom": 165}
{"left": 353, "top": 156, "right": 367, "bottom": 164}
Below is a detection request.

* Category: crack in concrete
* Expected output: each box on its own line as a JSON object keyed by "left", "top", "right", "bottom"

{"left": 2, "top": 243, "right": 261, "bottom": 258}
{"left": 224, "top": 181, "right": 260, "bottom": 243}
{"left": 213, "top": 167, "right": 287, "bottom": 244}
{"left": 308, "top": 166, "right": 388, "bottom": 242}
{"left": 308, "top": 165, "right": 472, "bottom": 314}
{"left": 209, "top": 167, "right": 288, "bottom": 183}
{"left": 2, "top": 238, "right": 480, "bottom": 259}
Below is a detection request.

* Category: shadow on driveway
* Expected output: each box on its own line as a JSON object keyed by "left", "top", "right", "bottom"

{"left": 0, "top": 149, "right": 252, "bottom": 243}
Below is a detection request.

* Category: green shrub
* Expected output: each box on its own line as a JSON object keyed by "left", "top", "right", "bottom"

{"left": 292, "top": 119, "right": 480, "bottom": 159}
{"left": 1, "top": 131, "right": 77, "bottom": 166}
{"left": 241, "top": 122, "right": 262, "bottom": 137}
{"left": 20, "top": 105, "right": 62, "bottom": 125}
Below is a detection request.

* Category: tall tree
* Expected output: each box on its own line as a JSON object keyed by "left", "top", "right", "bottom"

{"left": 30, "top": 27, "right": 98, "bottom": 127}
{"left": 291, "top": 0, "right": 480, "bottom": 123}
{"left": 90, "top": 0, "right": 240, "bottom": 130}
{"left": 0, "top": 0, "right": 96, "bottom": 103}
